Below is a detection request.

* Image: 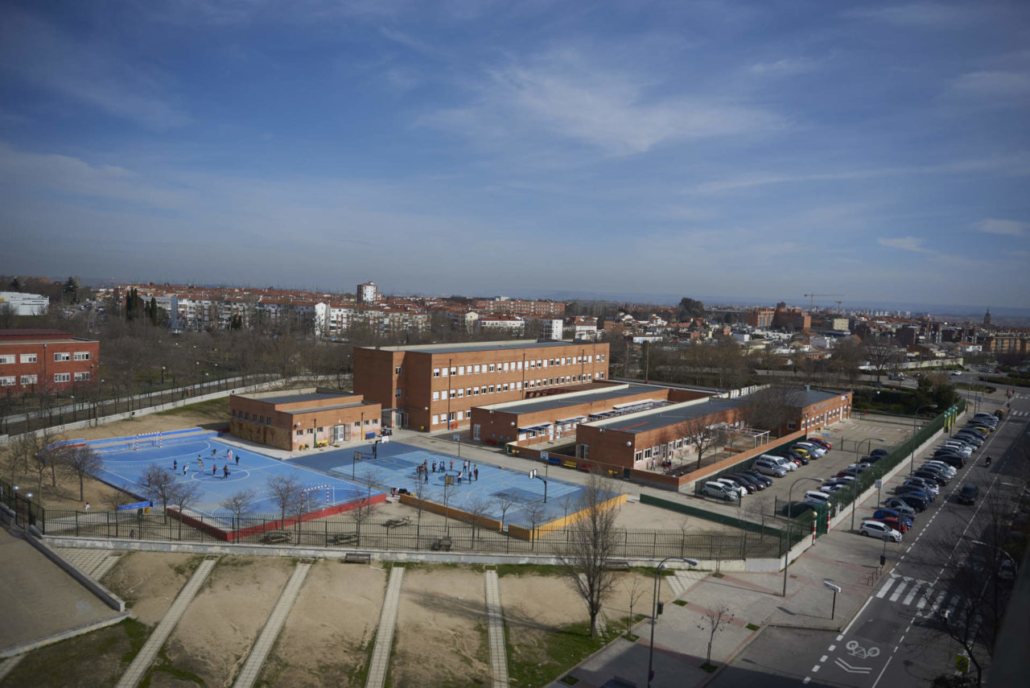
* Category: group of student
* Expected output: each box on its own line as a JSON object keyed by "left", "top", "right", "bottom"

{"left": 171, "top": 448, "right": 240, "bottom": 479}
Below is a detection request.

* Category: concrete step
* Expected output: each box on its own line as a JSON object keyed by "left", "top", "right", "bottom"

{"left": 365, "top": 566, "right": 405, "bottom": 688}
{"left": 484, "top": 571, "right": 509, "bottom": 688}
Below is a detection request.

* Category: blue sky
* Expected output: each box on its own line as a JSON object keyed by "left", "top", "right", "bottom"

{"left": 1, "top": 0, "right": 1028, "bottom": 308}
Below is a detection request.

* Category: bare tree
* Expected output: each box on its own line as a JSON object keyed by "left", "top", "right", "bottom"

{"left": 866, "top": 332, "right": 902, "bottom": 383}
{"left": 555, "top": 471, "right": 621, "bottom": 638}
{"left": 465, "top": 495, "right": 493, "bottom": 543}
{"left": 62, "top": 446, "right": 104, "bottom": 501}
{"left": 524, "top": 500, "right": 548, "bottom": 550}
{"left": 141, "top": 464, "right": 178, "bottom": 522}
{"left": 739, "top": 384, "right": 805, "bottom": 437}
{"left": 495, "top": 492, "right": 517, "bottom": 532}
{"left": 698, "top": 604, "right": 734, "bottom": 669}
{"left": 219, "top": 489, "right": 257, "bottom": 537}
{"left": 683, "top": 414, "right": 720, "bottom": 472}
{"left": 28, "top": 435, "right": 65, "bottom": 501}
{"left": 626, "top": 575, "right": 647, "bottom": 636}
{"left": 351, "top": 469, "right": 382, "bottom": 545}
{"left": 290, "top": 487, "right": 313, "bottom": 540}
{"left": 267, "top": 475, "right": 301, "bottom": 527}
{"left": 170, "top": 481, "right": 202, "bottom": 539}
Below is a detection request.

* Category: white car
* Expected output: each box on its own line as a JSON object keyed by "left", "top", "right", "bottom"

{"left": 753, "top": 459, "right": 788, "bottom": 477}
{"left": 702, "top": 481, "right": 740, "bottom": 501}
{"left": 795, "top": 442, "right": 826, "bottom": 457}
{"left": 713, "top": 478, "right": 747, "bottom": 498}
{"left": 802, "top": 490, "right": 832, "bottom": 507}
{"left": 860, "top": 520, "right": 902, "bottom": 542}
{"left": 924, "top": 461, "right": 957, "bottom": 478}
{"left": 765, "top": 455, "right": 798, "bottom": 472}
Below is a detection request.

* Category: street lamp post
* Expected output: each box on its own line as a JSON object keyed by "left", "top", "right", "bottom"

{"left": 648, "top": 557, "right": 698, "bottom": 687}
{"left": 909, "top": 404, "right": 938, "bottom": 475}
{"left": 783, "top": 477, "right": 822, "bottom": 597}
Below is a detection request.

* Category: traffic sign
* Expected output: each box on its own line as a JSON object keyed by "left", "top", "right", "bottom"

{"left": 956, "top": 654, "right": 969, "bottom": 673}
{"left": 541, "top": 451, "right": 549, "bottom": 461}
{"left": 453, "top": 433, "right": 460, "bottom": 442}
{"left": 354, "top": 451, "right": 362, "bottom": 461}
{"left": 875, "top": 480, "right": 882, "bottom": 489}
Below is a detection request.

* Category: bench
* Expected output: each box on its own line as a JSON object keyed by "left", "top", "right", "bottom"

{"left": 260, "top": 531, "right": 292, "bottom": 544}
{"left": 329, "top": 533, "right": 359, "bottom": 546}
{"left": 563, "top": 460, "right": 578, "bottom": 469}
{"left": 431, "top": 537, "right": 453, "bottom": 552}
{"left": 344, "top": 552, "right": 371, "bottom": 564}
{"left": 577, "top": 463, "right": 592, "bottom": 473}
{"left": 548, "top": 456, "right": 562, "bottom": 466}
{"left": 605, "top": 560, "right": 631, "bottom": 571}
{"left": 384, "top": 517, "right": 411, "bottom": 529}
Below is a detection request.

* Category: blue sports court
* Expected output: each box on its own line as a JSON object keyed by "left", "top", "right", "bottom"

{"left": 291, "top": 440, "right": 603, "bottom": 528}
{"left": 83, "top": 430, "right": 379, "bottom": 521}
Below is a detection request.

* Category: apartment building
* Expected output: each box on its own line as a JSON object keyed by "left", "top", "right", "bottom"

{"left": 0, "top": 329, "right": 100, "bottom": 395}
{"left": 353, "top": 339, "right": 611, "bottom": 431}
{"left": 476, "top": 316, "right": 525, "bottom": 336}
{"left": 357, "top": 282, "right": 379, "bottom": 304}
{"left": 472, "top": 298, "right": 565, "bottom": 317}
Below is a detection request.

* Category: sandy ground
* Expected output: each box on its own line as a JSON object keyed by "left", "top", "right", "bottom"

{"left": 258, "top": 561, "right": 387, "bottom": 687}
{"left": 102, "top": 552, "right": 200, "bottom": 625}
{"left": 391, "top": 567, "right": 492, "bottom": 688}
{"left": 150, "top": 556, "right": 293, "bottom": 688}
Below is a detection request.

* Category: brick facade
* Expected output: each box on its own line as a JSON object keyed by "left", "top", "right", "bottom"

{"left": 354, "top": 340, "right": 611, "bottom": 431}
{"left": 0, "top": 329, "right": 100, "bottom": 396}
{"left": 229, "top": 388, "right": 381, "bottom": 451}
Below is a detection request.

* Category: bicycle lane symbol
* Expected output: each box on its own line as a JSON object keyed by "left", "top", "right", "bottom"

{"left": 831, "top": 641, "right": 881, "bottom": 675}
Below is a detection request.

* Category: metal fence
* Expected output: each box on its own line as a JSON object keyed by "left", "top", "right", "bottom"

{"left": 0, "top": 477, "right": 46, "bottom": 529}
{"left": 42, "top": 508, "right": 785, "bottom": 561}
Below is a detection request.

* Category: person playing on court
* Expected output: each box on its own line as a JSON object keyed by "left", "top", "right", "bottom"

{"left": 235, "top": 453, "right": 239, "bottom": 466}
{"left": 173, "top": 459, "right": 177, "bottom": 471}
{"left": 223, "top": 465, "right": 229, "bottom": 479}
{"left": 212, "top": 449, "right": 217, "bottom": 458}
{"left": 183, "top": 464, "right": 188, "bottom": 476}
{"left": 213, "top": 464, "right": 217, "bottom": 476}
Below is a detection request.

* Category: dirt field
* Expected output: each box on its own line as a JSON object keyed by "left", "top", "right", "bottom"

{"left": 391, "top": 567, "right": 492, "bottom": 688}
{"left": 258, "top": 561, "right": 387, "bottom": 688}
{"left": 148, "top": 556, "right": 293, "bottom": 687}
{"left": 103, "top": 552, "right": 202, "bottom": 625}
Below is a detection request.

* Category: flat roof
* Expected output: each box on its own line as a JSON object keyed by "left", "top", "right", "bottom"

{"left": 794, "top": 389, "right": 845, "bottom": 406}
{"left": 288, "top": 401, "right": 372, "bottom": 414}
{"left": 479, "top": 384, "right": 658, "bottom": 416}
{"left": 241, "top": 391, "right": 351, "bottom": 406}
{"left": 361, "top": 339, "right": 597, "bottom": 355}
{"left": 592, "top": 395, "right": 751, "bottom": 434}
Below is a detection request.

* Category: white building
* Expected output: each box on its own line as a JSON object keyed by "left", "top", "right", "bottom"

{"left": 540, "top": 319, "right": 563, "bottom": 340}
{"left": 0, "top": 292, "right": 49, "bottom": 316}
{"left": 477, "top": 316, "right": 525, "bottom": 336}
{"left": 357, "top": 282, "right": 378, "bottom": 304}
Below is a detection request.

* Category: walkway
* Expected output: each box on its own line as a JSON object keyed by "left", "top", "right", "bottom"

{"left": 233, "top": 561, "right": 312, "bottom": 688}
{"left": 484, "top": 570, "right": 509, "bottom": 688}
{"left": 115, "top": 557, "right": 219, "bottom": 688}
{"left": 365, "top": 566, "right": 405, "bottom": 688}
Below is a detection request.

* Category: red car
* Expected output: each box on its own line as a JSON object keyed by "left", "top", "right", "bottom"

{"left": 809, "top": 438, "right": 833, "bottom": 450}
{"left": 873, "top": 516, "right": 908, "bottom": 534}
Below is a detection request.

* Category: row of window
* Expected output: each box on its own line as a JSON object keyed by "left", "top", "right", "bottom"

{"left": 431, "top": 354, "right": 605, "bottom": 378}
{"left": 0, "top": 372, "right": 88, "bottom": 386}
{"left": 431, "top": 411, "right": 465, "bottom": 425}
{"left": 429, "top": 372, "right": 603, "bottom": 403}
{"left": 232, "top": 409, "right": 273, "bottom": 425}
{"left": 0, "top": 352, "right": 90, "bottom": 365}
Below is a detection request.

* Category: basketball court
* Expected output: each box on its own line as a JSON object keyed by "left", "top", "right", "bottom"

{"left": 290, "top": 440, "right": 613, "bottom": 529}
{"left": 79, "top": 430, "right": 381, "bottom": 528}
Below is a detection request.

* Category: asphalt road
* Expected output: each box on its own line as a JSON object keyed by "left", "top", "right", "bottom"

{"left": 710, "top": 394, "right": 1029, "bottom": 688}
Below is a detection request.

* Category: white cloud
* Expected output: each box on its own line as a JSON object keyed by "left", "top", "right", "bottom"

{"left": 845, "top": 3, "right": 970, "bottom": 28}
{"left": 0, "top": 9, "right": 190, "bottom": 130}
{"left": 749, "top": 58, "right": 817, "bottom": 76}
{"left": 878, "top": 236, "right": 933, "bottom": 253}
{"left": 975, "top": 219, "right": 1026, "bottom": 236}
{"left": 951, "top": 71, "right": 1030, "bottom": 100}
{"left": 422, "top": 51, "right": 782, "bottom": 156}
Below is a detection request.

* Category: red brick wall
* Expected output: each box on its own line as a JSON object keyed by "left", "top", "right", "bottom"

{"left": 0, "top": 339, "right": 100, "bottom": 395}
{"left": 229, "top": 393, "right": 382, "bottom": 450}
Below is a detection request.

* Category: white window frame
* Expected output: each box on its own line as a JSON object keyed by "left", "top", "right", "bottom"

{"left": 0, "top": 376, "right": 15, "bottom": 386}
{"left": 433, "top": 368, "right": 441, "bottom": 378}
{"left": 73, "top": 351, "right": 90, "bottom": 361}
{"left": 54, "top": 373, "right": 71, "bottom": 383}
{"left": 20, "top": 354, "right": 37, "bottom": 364}
{"left": 20, "top": 375, "right": 37, "bottom": 385}
{"left": 74, "top": 371, "right": 90, "bottom": 381}
{"left": 432, "top": 391, "right": 440, "bottom": 401}
{"left": 54, "top": 352, "right": 71, "bottom": 362}
{"left": 432, "top": 414, "right": 440, "bottom": 425}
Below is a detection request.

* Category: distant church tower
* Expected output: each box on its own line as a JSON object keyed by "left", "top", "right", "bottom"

{"left": 983, "top": 308, "right": 991, "bottom": 327}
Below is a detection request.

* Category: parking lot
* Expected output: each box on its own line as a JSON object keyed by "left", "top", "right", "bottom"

{"left": 688, "top": 415, "right": 923, "bottom": 519}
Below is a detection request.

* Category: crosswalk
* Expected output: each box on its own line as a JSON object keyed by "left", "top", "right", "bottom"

{"left": 1009, "top": 410, "right": 1028, "bottom": 418}
{"left": 875, "top": 575, "right": 980, "bottom": 628}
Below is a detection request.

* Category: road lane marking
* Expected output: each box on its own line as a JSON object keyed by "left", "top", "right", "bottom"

{"left": 820, "top": 656, "right": 828, "bottom": 663}
{"left": 944, "top": 594, "right": 961, "bottom": 618}
{"left": 812, "top": 665, "right": 821, "bottom": 672}
{"left": 916, "top": 589, "right": 931, "bottom": 610}
{"left": 889, "top": 580, "right": 909, "bottom": 602}
{"left": 930, "top": 590, "right": 948, "bottom": 613}
{"left": 902, "top": 581, "right": 922, "bottom": 606}
{"left": 842, "top": 598, "right": 873, "bottom": 637}
{"left": 871, "top": 655, "right": 895, "bottom": 688}
{"left": 803, "top": 677, "right": 811, "bottom": 684}
{"left": 834, "top": 658, "right": 873, "bottom": 674}
{"left": 876, "top": 578, "right": 896, "bottom": 598}
{"left": 828, "top": 645, "right": 836, "bottom": 651}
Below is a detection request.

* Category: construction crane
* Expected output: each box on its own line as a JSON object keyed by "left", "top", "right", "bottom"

{"left": 803, "top": 293, "right": 840, "bottom": 311}
{"left": 836, "top": 300, "right": 843, "bottom": 314}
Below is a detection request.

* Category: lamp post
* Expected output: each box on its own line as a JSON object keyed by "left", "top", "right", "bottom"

{"left": 909, "top": 404, "right": 937, "bottom": 475}
{"left": 648, "top": 557, "right": 698, "bottom": 687}
{"left": 783, "top": 477, "right": 822, "bottom": 597}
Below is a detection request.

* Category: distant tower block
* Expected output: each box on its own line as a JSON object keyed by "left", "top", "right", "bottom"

{"left": 357, "top": 281, "right": 378, "bottom": 304}
{"left": 983, "top": 308, "right": 991, "bottom": 327}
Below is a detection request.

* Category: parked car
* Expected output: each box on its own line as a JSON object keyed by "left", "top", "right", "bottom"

{"left": 821, "top": 482, "right": 848, "bottom": 494}
{"left": 883, "top": 498, "right": 918, "bottom": 517}
{"left": 860, "top": 455, "right": 882, "bottom": 464}
{"left": 913, "top": 469, "right": 949, "bottom": 487}
{"left": 957, "top": 484, "right": 979, "bottom": 505}
{"left": 860, "top": 520, "right": 903, "bottom": 542}
{"left": 795, "top": 442, "right": 826, "bottom": 457}
{"left": 743, "top": 470, "right": 773, "bottom": 488}
{"left": 786, "top": 451, "right": 810, "bottom": 466}
{"left": 837, "top": 467, "right": 862, "bottom": 479}
{"left": 903, "top": 478, "right": 938, "bottom": 499}
{"left": 923, "top": 461, "right": 957, "bottom": 478}
{"left": 791, "top": 447, "right": 813, "bottom": 460}
{"left": 847, "top": 463, "right": 872, "bottom": 473}
{"left": 713, "top": 478, "right": 747, "bottom": 497}
{"left": 802, "top": 490, "right": 832, "bottom": 507}
{"left": 809, "top": 438, "right": 833, "bottom": 450}
{"left": 753, "top": 459, "right": 787, "bottom": 477}
{"left": 763, "top": 455, "right": 798, "bottom": 472}
{"left": 727, "top": 473, "right": 763, "bottom": 492}
{"left": 874, "top": 516, "right": 908, "bottom": 534}
{"left": 870, "top": 448, "right": 890, "bottom": 458}
{"left": 702, "top": 481, "right": 740, "bottom": 501}
{"left": 873, "top": 508, "right": 913, "bottom": 529}
{"left": 894, "top": 493, "right": 928, "bottom": 511}
{"left": 933, "top": 454, "right": 965, "bottom": 468}
{"left": 894, "top": 486, "right": 932, "bottom": 504}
